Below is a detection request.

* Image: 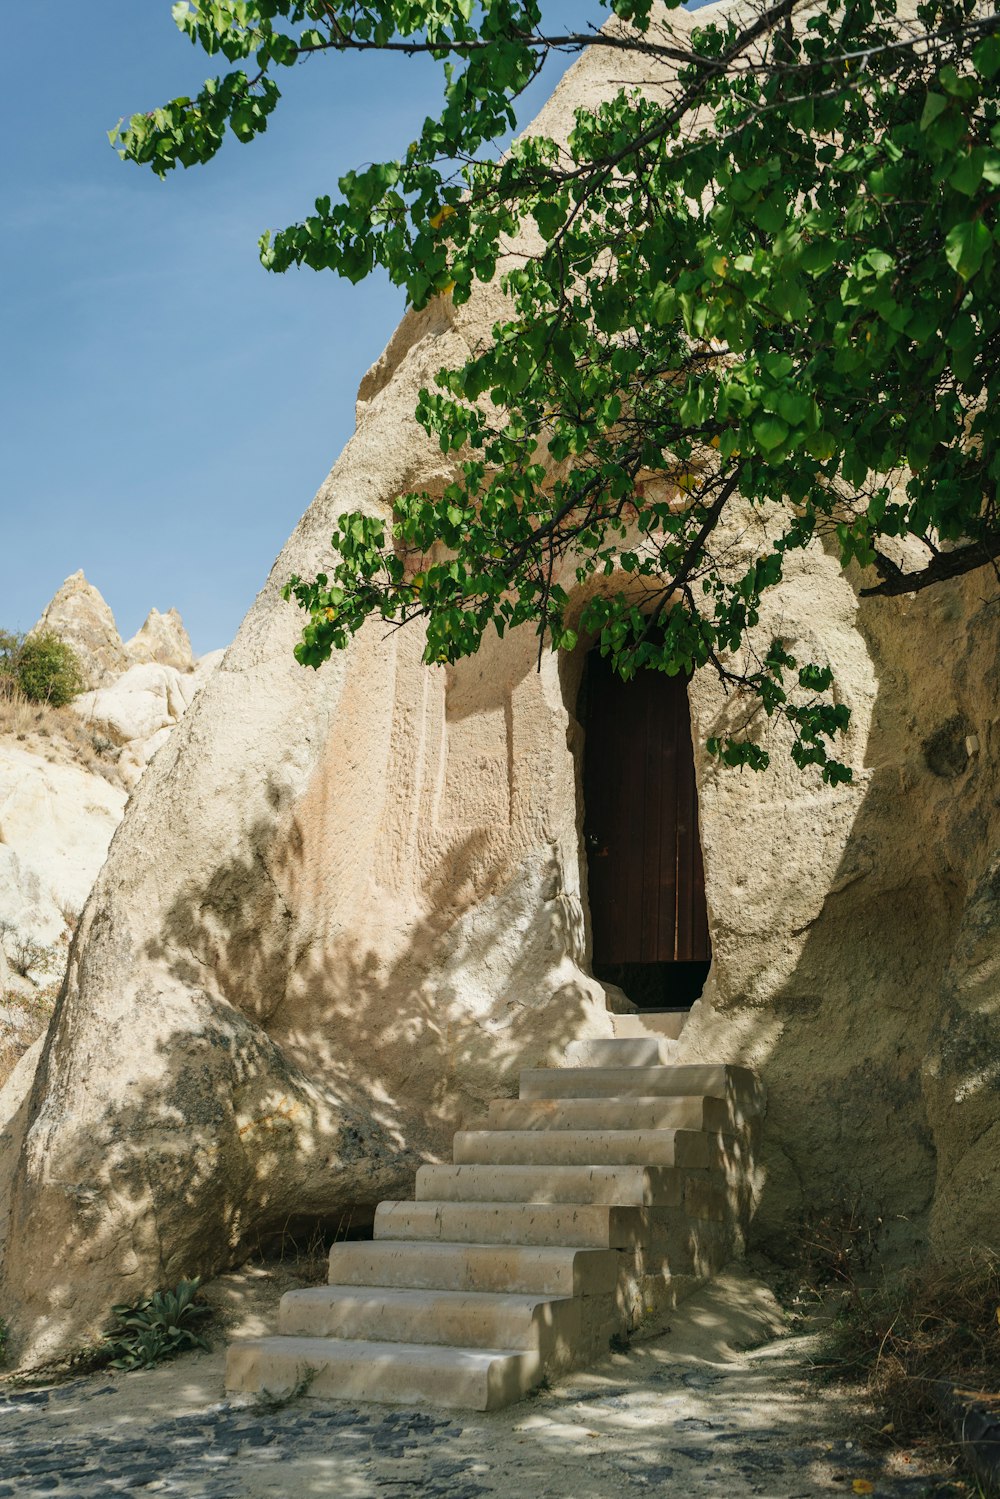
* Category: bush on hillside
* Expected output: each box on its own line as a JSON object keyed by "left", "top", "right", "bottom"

{"left": 0, "top": 629, "right": 84, "bottom": 707}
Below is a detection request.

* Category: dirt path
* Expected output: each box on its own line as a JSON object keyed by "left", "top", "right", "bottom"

{"left": 0, "top": 1266, "right": 953, "bottom": 1498}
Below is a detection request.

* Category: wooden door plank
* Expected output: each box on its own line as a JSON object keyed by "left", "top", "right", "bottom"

{"left": 674, "top": 689, "right": 697, "bottom": 961}
{"left": 621, "top": 666, "right": 646, "bottom": 964}
{"left": 639, "top": 670, "right": 663, "bottom": 962}
{"left": 608, "top": 661, "right": 633, "bottom": 965}
{"left": 582, "top": 654, "right": 608, "bottom": 960}
{"left": 655, "top": 672, "right": 681, "bottom": 964}
{"left": 584, "top": 650, "right": 710, "bottom": 971}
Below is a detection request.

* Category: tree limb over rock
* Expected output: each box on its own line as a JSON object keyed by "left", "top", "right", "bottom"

{"left": 863, "top": 534, "right": 1000, "bottom": 597}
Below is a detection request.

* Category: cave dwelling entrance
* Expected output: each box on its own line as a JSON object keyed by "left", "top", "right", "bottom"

{"left": 581, "top": 647, "right": 711, "bottom": 1012}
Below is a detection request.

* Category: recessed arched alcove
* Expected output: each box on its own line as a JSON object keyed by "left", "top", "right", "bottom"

{"left": 577, "top": 645, "right": 711, "bottom": 1011}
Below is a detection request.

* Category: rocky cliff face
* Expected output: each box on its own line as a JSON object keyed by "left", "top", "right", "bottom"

{"left": 0, "top": 6, "right": 997, "bottom": 1372}
{"left": 678, "top": 535, "right": 1000, "bottom": 1266}
{"left": 0, "top": 577, "right": 222, "bottom": 1096}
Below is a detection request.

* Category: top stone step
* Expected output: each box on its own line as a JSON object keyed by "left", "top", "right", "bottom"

{"left": 520, "top": 1063, "right": 764, "bottom": 1112}
{"left": 563, "top": 1038, "right": 674, "bottom": 1067}
{"left": 611, "top": 1011, "right": 689, "bottom": 1042}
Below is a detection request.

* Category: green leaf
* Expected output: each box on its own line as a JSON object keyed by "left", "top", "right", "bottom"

{"left": 949, "top": 150, "right": 984, "bottom": 197}
{"left": 752, "top": 416, "right": 790, "bottom": 452}
{"left": 800, "top": 240, "right": 839, "bottom": 275}
{"left": 920, "top": 93, "right": 949, "bottom": 131}
{"left": 944, "top": 219, "right": 993, "bottom": 280}
{"left": 973, "top": 34, "right": 1000, "bottom": 80}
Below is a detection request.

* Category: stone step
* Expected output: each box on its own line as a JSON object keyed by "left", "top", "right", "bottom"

{"left": 452, "top": 1127, "right": 711, "bottom": 1168}
{"left": 374, "top": 1200, "right": 646, "bottom": 1249}
{"left": 611, "top": 1011, "right": 689, "bottom": 1041}
{"left": 488, "top": 1095, "right": 733, "bottom": 1133}
{"left": 326, "top": 1239, "right": 619, "bottom": 1296}
{"left": 226, "top": 1335, "right": 540, "bottom": 1411}
{"left": 224, "top": 1050, "right": 762, "bottom": 1413}
{"left": 519, "top": 1063, "right": 764, "bottom": 1110}
{"left": 563, "top": 1037, "right": 672, "bottom": 1067}
{"left": 277, "top": 1285, "right": 582, "bottom": 1354}
{"left": 414, "top": 1162, "right": 689, "bottom": 1207}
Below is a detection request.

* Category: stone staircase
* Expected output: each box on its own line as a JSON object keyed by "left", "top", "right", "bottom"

{"left": 226, "top": 1035, "right": 763, "bottom": 1411}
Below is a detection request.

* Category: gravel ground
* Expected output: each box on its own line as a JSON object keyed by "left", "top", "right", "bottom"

{"left": 0, "top": 1267, "right": 958, "bottom": 1498}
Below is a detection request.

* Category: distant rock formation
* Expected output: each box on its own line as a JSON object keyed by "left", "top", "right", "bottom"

{"left": 72, "top": 655, "right": 221, "bottom": 790}
{"left": 30, "top": 571, "right": 129, "bottom": 689}
{"left": 1, "top": 578, "right": 224, "bottom": 1091}
{"left": 25, "top": 573, "right": 224, "bottom": 789}
{"left": 125, "top": 607, "right": 194, "bottom": 673}
{"left": 32, "top": 575, "right": 199, "bottom": 683}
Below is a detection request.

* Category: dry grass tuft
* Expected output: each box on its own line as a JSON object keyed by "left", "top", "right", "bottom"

{"left": 0, "top": 688, "right": 125, "bottom": 788}
{"left": 0, "top": 983, "right": 59, "bottom": 1091}
{"left": 816, "top": 1253, "right": 1000, "bottom": 1452}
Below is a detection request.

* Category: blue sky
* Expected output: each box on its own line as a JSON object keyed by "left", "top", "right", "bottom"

{"left": 1, "top": 3, "right": 617, "bottom": 655}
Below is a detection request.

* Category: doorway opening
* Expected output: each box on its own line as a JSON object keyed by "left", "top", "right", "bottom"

{"left": 591, "top": 959, "right": 710, "bottom": 1010}
{"left": 581, "top": 649, "right": 711, "bottom": 1011}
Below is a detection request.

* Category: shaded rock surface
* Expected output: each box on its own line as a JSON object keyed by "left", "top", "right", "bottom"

{"left": 679, "top": 550, "right": 1000, "bottom": 1265}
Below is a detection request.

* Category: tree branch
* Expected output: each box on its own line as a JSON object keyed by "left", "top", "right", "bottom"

{"left": 860, "top": 535, "right": 1000, "bottom": 597}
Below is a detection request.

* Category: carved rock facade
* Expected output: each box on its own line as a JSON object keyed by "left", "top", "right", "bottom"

{"left": 1, "top": 10, "right": 997, "bottom": 1368}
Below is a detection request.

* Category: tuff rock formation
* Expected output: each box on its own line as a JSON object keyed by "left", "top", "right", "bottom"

{"left": 1, "top": 3, "right": 998, "bottom": 1370}
{"left": 125, "top": 608, "right": 195, "bottom": 673}
{"left": 30, "top": 571, "right": 128, "bottom": 689}
{"left": 73, "top": 652, "right": 224, "bottom": 790}
{"left": 0, "top": 583, "right": 222, "bottom": 1093}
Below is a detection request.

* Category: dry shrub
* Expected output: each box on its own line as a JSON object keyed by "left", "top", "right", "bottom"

{"left": 798, "top": 1200, "right": 883, "bottom": 1294}
{"left": 0, "top": 687, "right": 124, "bottom": 788}
{"left": 0, "top": 983, "right": 58, "bottom": 1091}
{"left": 251, "top": 1208, "right": 374, "bottom": 1286}
{"left": 818, "top": 1253, "right": 1000, "bottom": 1452}
{"left": 771, "top": 1197, "right": 886, "bottom": 1331}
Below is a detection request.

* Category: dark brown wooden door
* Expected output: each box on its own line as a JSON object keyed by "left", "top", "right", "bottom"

{"left": 583, "top": 652, "right": 710, "bottom": 966}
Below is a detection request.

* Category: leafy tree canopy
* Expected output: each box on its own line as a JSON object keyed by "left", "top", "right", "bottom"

{"left": 115, "top": 0, "right": 1000, "bottom": 781}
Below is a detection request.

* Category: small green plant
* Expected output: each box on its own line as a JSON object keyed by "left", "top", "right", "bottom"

{"left": 103, "top": 1278, "right": 211, "bottom": 1370}
{"left": 0, "top": 629, "right": 84, "bottom": 708}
